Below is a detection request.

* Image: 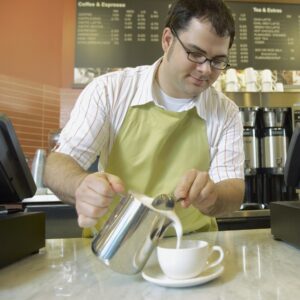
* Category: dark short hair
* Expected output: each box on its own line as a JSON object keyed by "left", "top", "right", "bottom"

{"left": 165, "top": 0, "right": 235, "bottom": 48}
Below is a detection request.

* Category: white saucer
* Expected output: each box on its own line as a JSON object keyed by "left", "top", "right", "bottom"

{"left": 142, "top": 264, "right": 224, "bottom": 288}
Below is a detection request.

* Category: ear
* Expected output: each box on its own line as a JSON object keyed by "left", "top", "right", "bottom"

{"left": 161, "top": 27, "right": 174, "bottom": 52}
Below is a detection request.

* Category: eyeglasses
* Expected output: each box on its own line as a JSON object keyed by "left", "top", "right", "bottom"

{"left": 171, "top": 28, "right": 230, "bottom": 70}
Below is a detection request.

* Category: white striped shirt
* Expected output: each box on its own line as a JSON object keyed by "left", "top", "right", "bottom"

{"left": 56, "top": 58, "right": 245, "bottom": 183}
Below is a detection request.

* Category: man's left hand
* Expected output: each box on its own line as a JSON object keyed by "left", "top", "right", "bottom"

{"left": 174, "top": 169, "right": 218, "bottom": 216}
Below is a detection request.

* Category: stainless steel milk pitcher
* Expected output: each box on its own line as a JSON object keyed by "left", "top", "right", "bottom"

{"left": 91, "top": 193, "right": 173, "bottom": 274}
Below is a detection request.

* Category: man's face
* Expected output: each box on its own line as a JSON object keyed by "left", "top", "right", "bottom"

{"left": 159, "top": 18, "right": 230, "bottom": 98}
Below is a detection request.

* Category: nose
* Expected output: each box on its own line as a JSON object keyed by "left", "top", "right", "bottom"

{"left": 196, "top": 60, "right": 212, "bottom": 75}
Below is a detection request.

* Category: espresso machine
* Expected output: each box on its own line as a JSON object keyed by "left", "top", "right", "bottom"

{"left": 239, "top": 107, "right": 263, "bottom": 209}
{"left": 261, "top": 107, "right": 294, "bottom": 205}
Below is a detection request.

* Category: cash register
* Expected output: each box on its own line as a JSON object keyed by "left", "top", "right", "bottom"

{"left": 0, "top": 114, "right": 45, "bottom": 268}
{"left": 271, "top": 125, "right": 300, "bottom": 248}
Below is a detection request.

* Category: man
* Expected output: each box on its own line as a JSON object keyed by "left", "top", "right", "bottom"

{"left": 44, "top": 0, "right": 245, "bottom": 236}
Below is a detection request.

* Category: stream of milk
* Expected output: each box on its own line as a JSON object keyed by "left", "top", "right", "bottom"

{"left": 132, "top": 192, "right": 183, "bottom": 249}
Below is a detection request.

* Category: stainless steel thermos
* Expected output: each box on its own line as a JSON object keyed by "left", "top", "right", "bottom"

{"left": 261, "top": 108, "right": 288, "bottom": 173}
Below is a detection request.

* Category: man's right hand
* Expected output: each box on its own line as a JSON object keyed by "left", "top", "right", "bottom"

{"left": 75, "top": 172, "right": 125, "bottom": 228}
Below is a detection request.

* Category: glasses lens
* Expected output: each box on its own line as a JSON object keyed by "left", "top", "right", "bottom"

{"left": 188, "top": 53, "right": 207, "bottom": 64}
{"left": 188, "top": 53, "right": 228, "bottom": 70}
{"left": 211, "top": 60, "right": 228, "bottom": 70}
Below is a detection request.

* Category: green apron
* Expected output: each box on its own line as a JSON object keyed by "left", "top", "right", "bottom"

{"left": 83, "top": 102, "right": 217, "bottom": 237}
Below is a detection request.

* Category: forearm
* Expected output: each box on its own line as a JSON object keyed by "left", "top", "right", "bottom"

{"left": 43, "top": 152, "right": 88, "bottom": 204}
{"left": 213, "top": 178, "right": 245, "bottom": 217}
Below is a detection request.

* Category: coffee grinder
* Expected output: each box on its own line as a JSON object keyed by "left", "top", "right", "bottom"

{"left": 239, "top": 107, "right": 263, "bottom": 209}
{"left": 261, "top": 107, "right": 293, "bottom": 205}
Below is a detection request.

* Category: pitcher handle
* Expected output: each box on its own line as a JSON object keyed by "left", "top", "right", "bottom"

{"left": 90, "top": 192, "right": 129, "bottom": 238}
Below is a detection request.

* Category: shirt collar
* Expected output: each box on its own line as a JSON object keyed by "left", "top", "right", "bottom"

{"left": 131, "top": 56, "right": 212, "bottom": 121}
{"left": 131, "top": 58, "right": 162, "bottom": 107}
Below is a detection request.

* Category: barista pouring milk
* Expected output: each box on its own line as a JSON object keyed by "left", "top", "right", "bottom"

{"left": 44, "top": 0, "right": 245, "bottom": 237}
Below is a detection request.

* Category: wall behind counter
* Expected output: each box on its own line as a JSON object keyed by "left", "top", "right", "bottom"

{"left": 0, "top": 0, "right": 75, "bottom": 160}
{"left": 0, "top": 75, "right": 79, "bottom": 162}
{"left": 0, "top": 74, "right": 60, "bottom": 161}
{"left": 0, "top": 0, "right": 75, "bottom": 87}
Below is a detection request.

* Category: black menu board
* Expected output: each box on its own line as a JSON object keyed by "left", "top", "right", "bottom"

{"left": 74, "top": 1, "right": 300, "bottom": 85}
{"left": 74, "top": 0, "right": 171, "bottom": 85}
{"left": 228, "top": 2, "right": 300, "bottom": 70}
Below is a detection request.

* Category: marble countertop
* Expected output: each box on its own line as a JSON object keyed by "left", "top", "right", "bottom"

{"left": 1, "top": 229, "right": 300, "bottom": 300}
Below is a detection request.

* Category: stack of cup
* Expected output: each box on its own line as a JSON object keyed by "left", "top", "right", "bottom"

{"left": 244, "top": 67, "right": 260, "bottom": 92}
{"left": 261, "top": 69, "right": 274, "bottom": 92}
{"left": 275, "top": 82, "right": 284, "bottom": 92}
{"left": 225, "top": 68, "right": 240, "bottom": 92}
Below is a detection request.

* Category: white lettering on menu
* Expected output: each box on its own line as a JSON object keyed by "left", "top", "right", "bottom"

{"left": 77, "top": 2, "right": 126, "bottom": 8}
{"left": 253, "top": 7, "right": 282, "bottom": 14}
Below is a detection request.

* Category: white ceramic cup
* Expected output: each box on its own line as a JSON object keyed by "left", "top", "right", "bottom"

{"left": 246, "top": 82, "right": 260, "bottom": 92}
{"left": 157, "top": 239, "right": 224, "bottom": 280}
{"left": 226, "top": 82, "right": 239, "bottom": 92}
{"left": 261, "top": 69, "right": 273, "bottom": 83}
{"left": 225, "top": 68, "right": 241, "bottom": 92}
{"left": 225, "top": 68, "right": 238, "bottom": 83}
{"left": 244, "top": 67, "right": 258, "bottom": 83}
{"left": 275, "top": 82, "right": 284, "bottom": 92}
{"left": 260, "top": 69, "right": 275, "bottom": 92}
{"left": 244, "top": 67, "right": 260, "bottom": 92}
{"left": 261, "top": 82, "right": 273, "bottom": 92}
